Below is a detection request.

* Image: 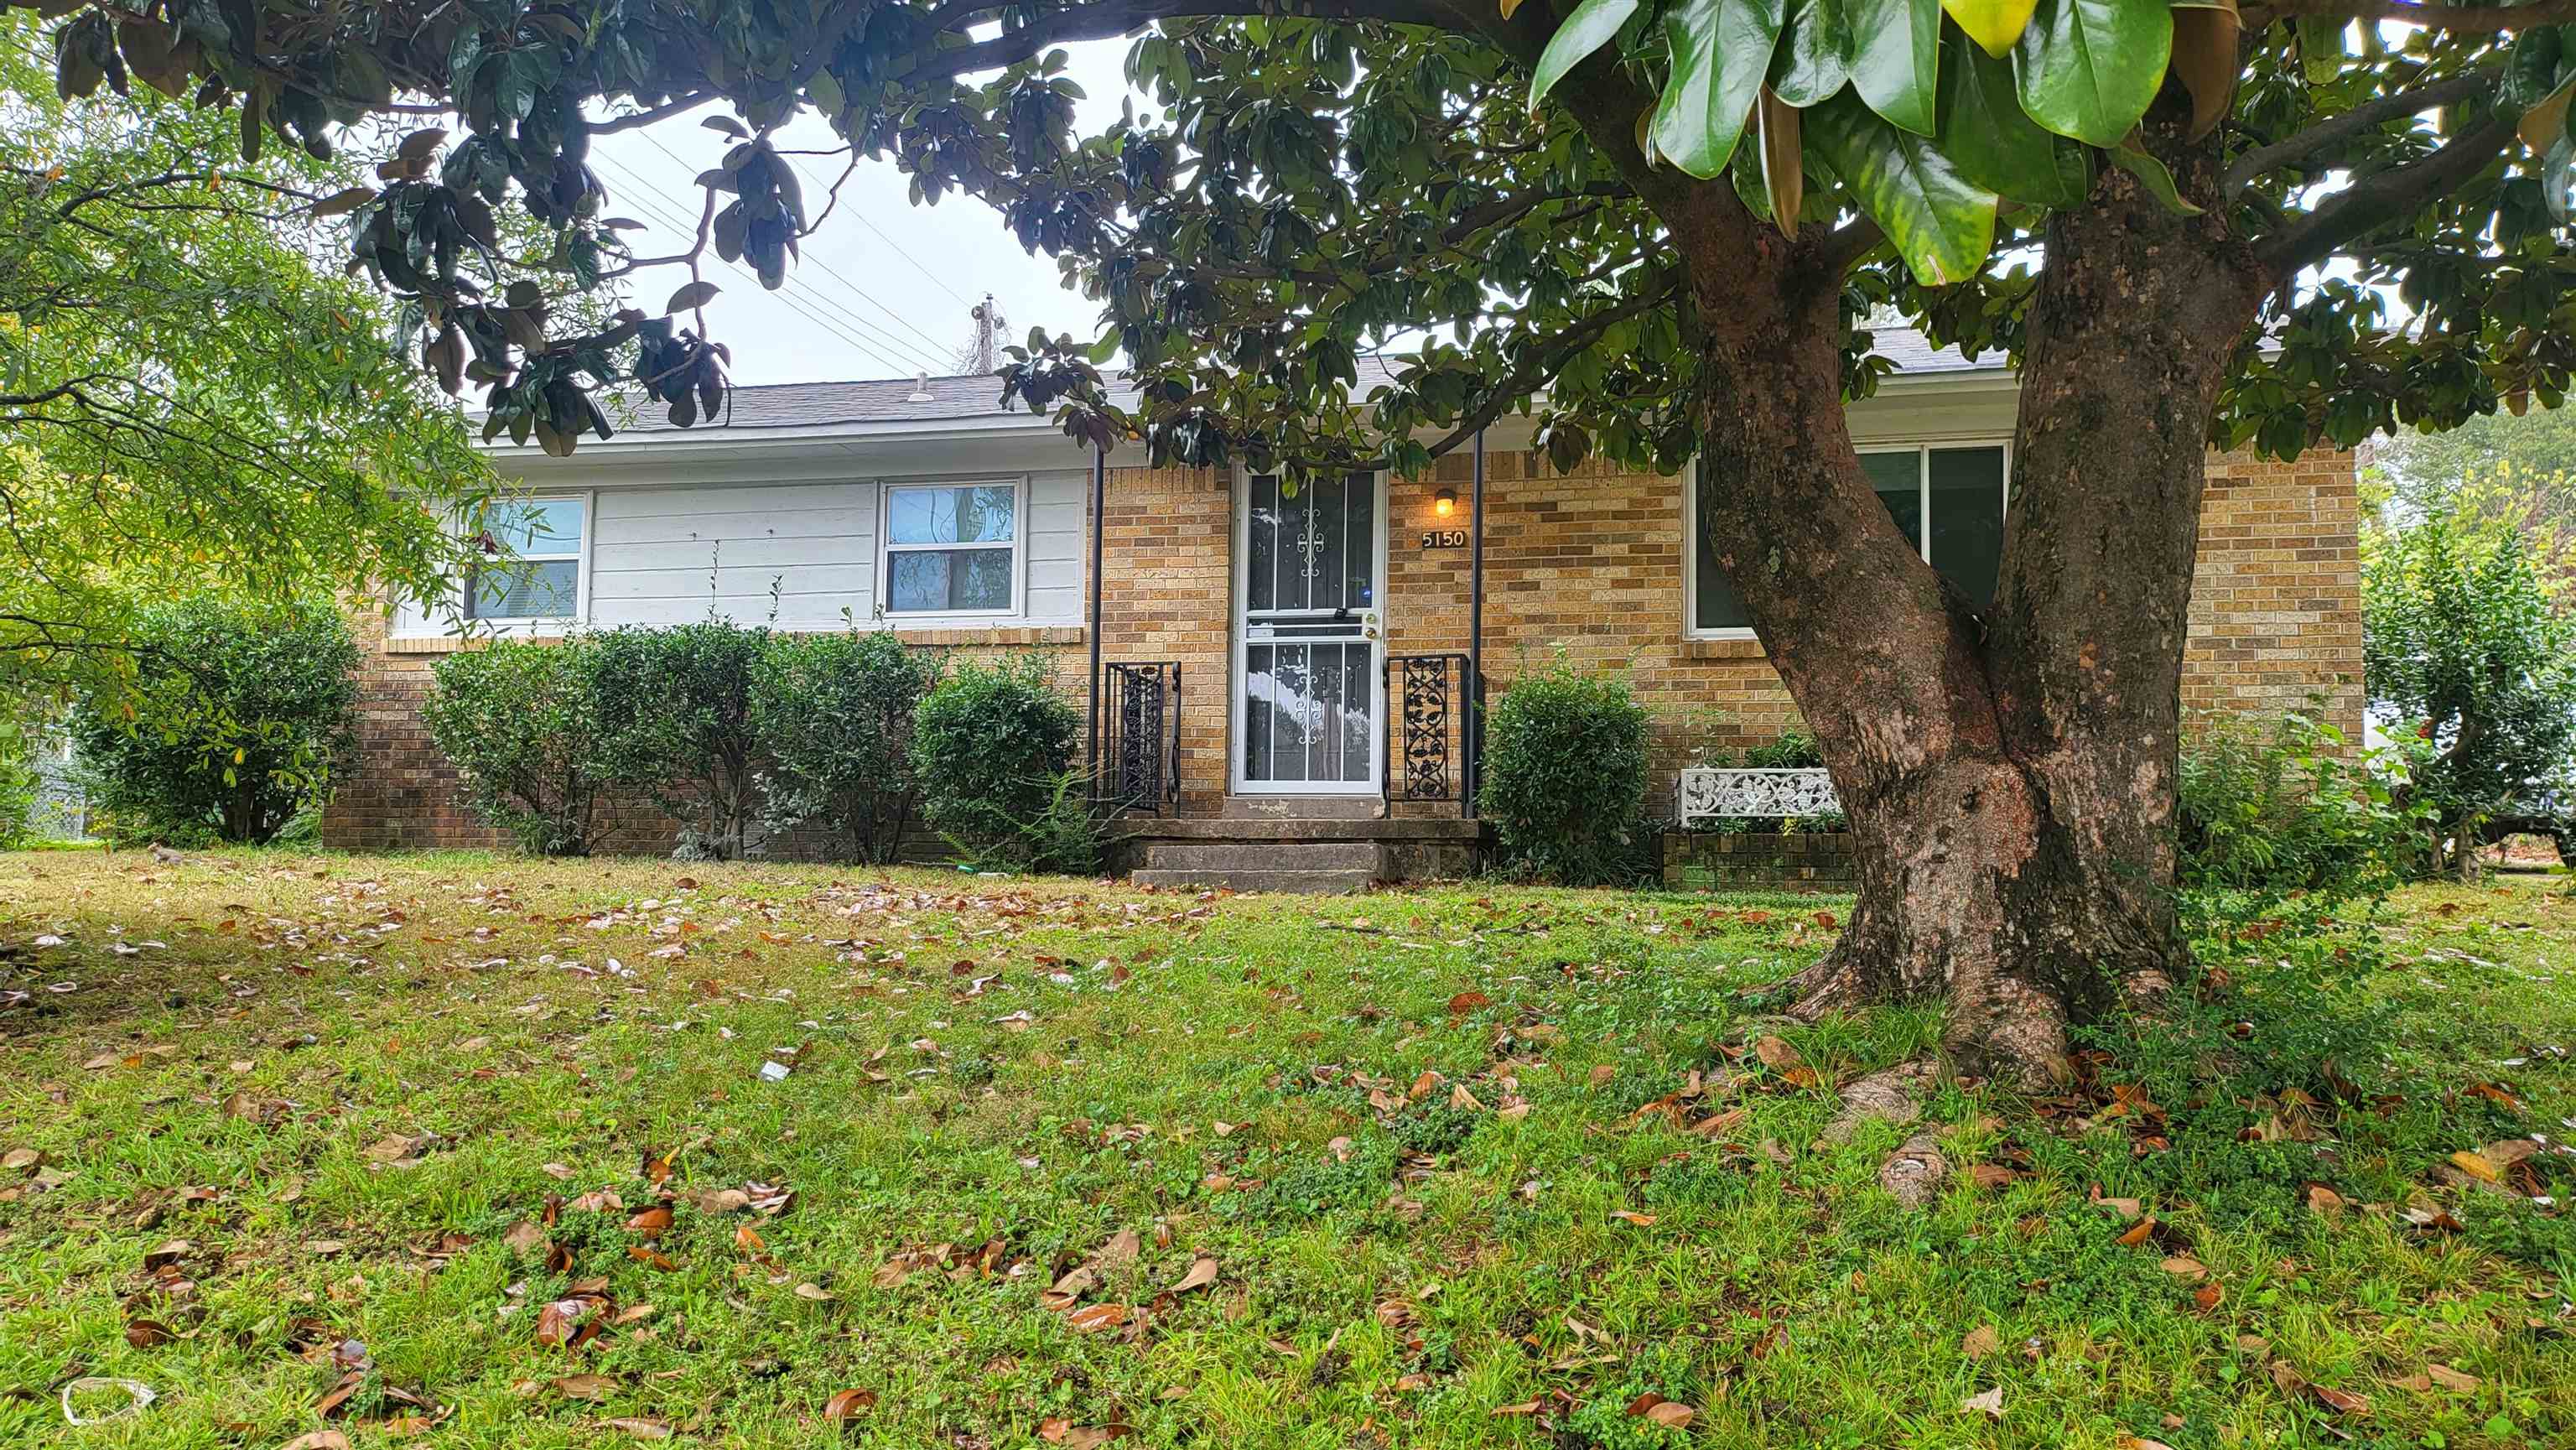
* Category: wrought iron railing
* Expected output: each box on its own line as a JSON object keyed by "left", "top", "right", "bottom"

{"left": 1383, "top": 652, "right": 1481, "bottom": 817}
{"left": 1675, "top": 767, "right": 1841, "bottom": 825}
{"left": 1098, "top": 661, "right": 1182, "bottom": 815}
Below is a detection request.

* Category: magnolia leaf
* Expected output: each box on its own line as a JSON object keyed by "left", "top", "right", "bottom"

{"left": 1942, "top": 0, "right": 2037, "bottom": 59}
{"left": 1651, "top": 0, "right": 1789, "bottom": 179}
{"left": 309, "top": 186, "right": 377, "bottom": 218}
{"left": 1849, "top": 0, "right": 1941, "bottom": 137}
{"left": 1758, "top": 88, "right": 1804, "bottom": 235}
{"left": 2524, "top": 77, "right": 2575, "bottom": 157}
{"left": 2012, "top": 0, "right": 2174, "bottom": 147}
{"left": 1529, "top": 0, "right": 1640, "bottom": 112}
{"left": 1770, "top": 0, "right": 1855, "bottom": 107}
{"left": 1937, "top": 32, "right": 2090, "bottom": 208}
{"left": 2110, "top": 137, "right": 2201, "bottom": 214}
{"left": 2169, "top": 1, "right": 2241, "bottom": 141}
{"left": 1808, "top": 90, "right": 1999, "bottom": 284}
{"left": 665, "top": 280, "right": 720, "bottom": 314}
{"left": 2295, "top": 15, "right": 2345, "bottom": 84}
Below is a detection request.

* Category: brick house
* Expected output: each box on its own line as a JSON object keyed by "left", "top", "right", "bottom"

{"left": 325, "top": 331, "right": 2364, "bottom": 885}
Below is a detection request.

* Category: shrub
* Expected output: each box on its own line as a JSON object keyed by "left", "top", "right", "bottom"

{"left": 589, "top": 622, "right": 769, "bottom": 860}
{"left": 751, "top": 630, "right": 943, "bottom": 862}
{"left": 2364, "top": 500, "right": 2576, "bottom": 876}
{"left": 0, "top": 715, "right": 35, "bottom": 851}
{"left": 66, "top": 596, "right": 357, "bottom": 845}
{"left": 423, "top": 638, "right": 612, "bottom": 856}
{"left": 1477, "top": 657, "right": 1649, "bottom": 886}
{"left": 2176, "top": 709, "right": 2424, "bottom": 897}
{"left": 911, "top": 652, "right": 1083, "bottom": 870}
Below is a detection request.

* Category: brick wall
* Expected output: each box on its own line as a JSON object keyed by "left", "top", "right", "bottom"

{"left": 325, "top": 448, "right": 2361, "bottom": 850}
{"left": 2185, "top": 449, "right": 2366, "bottom": 737}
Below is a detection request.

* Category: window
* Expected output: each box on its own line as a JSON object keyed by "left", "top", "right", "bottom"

{"left": 467, "top": 496, "right": 586, "bottom": 623}
{"left": 881, "top": 481, "right": 1020, "bottom": 614}
{"left": 1689, "top": 445, "right": 2008, "bottom": 634}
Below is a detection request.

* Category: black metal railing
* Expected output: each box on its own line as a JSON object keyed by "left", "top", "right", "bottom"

{"left": 1097, "top": 661, "right": 1182, "bottom": 815}
{"left": 1383, "top": 652, "right": 1482, "bottom": 817}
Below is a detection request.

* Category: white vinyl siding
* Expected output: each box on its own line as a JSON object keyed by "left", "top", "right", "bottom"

{"left": 392, "top": 472, "right": 1088, "bottom": 637}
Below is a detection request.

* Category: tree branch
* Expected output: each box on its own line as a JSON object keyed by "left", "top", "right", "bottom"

{"left": 1815, "top": 216, "right": 1885, "bottom": 278}
{"left": 2256, "top": 112, "right": 2521, "bottom": 278}
{"left": 2246, "top": 0, "right": 2576, "bottom": 29}
{"left": 1410, "top": 280, "right": 1679, "bottom": 464}
{"left": 2222, "top": 67, "right": 2502, "bottom": 201}
{"left": 595, "top": 92, "right": 719, "bottom": 134}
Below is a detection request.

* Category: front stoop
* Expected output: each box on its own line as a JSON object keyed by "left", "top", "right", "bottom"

{"left": 1110, "top": 807, "right": 1483, "bottom": 893}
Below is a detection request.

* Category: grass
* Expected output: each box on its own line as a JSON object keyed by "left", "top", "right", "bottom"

{"left": 0, "top": 849, "right": 2571, "bottom": 1448}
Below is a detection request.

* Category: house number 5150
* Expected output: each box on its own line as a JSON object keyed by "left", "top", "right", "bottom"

{"left": 1419, "top": 529, "right": 1467, "bottom": 550}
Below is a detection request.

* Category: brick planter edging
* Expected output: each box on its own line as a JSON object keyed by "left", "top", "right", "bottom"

{"left": 1663, "top": 831, "right": 1857, "bottom": 891}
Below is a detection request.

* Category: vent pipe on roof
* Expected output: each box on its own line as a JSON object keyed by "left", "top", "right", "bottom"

{"left": 906, "top": 372, "right": 934, "bottom": 403}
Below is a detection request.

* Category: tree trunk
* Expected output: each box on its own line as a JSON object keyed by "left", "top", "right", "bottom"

{"left": 1680, "top": 112, "right": 2268, "bottom": 1086}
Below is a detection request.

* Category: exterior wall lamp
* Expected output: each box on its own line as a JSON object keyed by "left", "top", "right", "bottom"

{"left": 1433, "top": 487, "right": 1458, "bottom": 518}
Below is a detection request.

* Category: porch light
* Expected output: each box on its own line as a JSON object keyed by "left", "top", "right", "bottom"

{"left": 1433, "top": 487, "right": 1457, "bottom": 517}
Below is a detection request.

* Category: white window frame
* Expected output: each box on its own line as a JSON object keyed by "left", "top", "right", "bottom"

{"left": 1684, "top": 442, "right": 2011, "bottom": 641}
{"left": 463, "top": 491, "right": 593, "bottom": 631}
{"left": 876, "top": 476, "right": 1028, "bottom": 620}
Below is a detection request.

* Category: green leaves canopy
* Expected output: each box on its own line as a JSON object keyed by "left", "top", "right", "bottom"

{"left": 1532, "top": 0, "right": 2176, "bottom": 279}
{"left": 19, "top": 0, "right": 2574, "bottom": 481}
{"left": 3, "top": 13, "right": 487, "bottom": 725}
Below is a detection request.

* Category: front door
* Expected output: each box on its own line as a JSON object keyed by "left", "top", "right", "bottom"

{"left": 1235, "top": 470, "right": 1382, "bottom": 793}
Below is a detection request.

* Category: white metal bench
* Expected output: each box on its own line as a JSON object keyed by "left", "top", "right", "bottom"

{"left": 1675, "top": 767, "right": 1840, "bottom": 825}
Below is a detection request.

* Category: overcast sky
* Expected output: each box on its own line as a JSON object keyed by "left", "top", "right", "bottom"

{"left": 585, "top": 39, "right": 1138, "bottom": 387}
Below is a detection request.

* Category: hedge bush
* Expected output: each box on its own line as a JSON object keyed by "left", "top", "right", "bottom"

{"left": 68, "top": 596, "right": 357, "bottom": 845}
{"left": 751, "top": 630, "right": 943, "bottom": 862}
{"left": 1477, "top": 657, "right": 1649, "bottom": 885}
{"left": 912, "top": 652, "right": 1087, "bottom": 870}
{"left": 589, "top": 622, "right": 769, "bottom": 860}
{"left": 2178, "top": 709, "right": 2425, "bottom": 897}
{"left": 423, "top": 637, "right": 611, "bottom": 856}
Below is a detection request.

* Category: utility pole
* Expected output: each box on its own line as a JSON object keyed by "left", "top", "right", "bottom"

{"left": 969, "top": 294, "right": 1005, "bottom": 374}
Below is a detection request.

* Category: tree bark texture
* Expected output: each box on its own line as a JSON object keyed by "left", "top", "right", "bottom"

{"left": 1675, "top": 107, "right": 2270, "bottom": 1085}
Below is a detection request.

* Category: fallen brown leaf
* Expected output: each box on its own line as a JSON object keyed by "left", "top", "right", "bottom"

{"left": 1067, "top": 1302, "right": 1129, "bottom": 1333}
{"left": 1166, "top": 1256, "right": 1218, "bottom": 1294}
{"left": 823, "top": 1387, "right": 879, "bottom": 1421}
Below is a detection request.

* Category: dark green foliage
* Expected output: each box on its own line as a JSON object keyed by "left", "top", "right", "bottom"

{"left": 2365, "top": 509, "right": 2576, "bottom": 868}
{"left": 750, "top": 630, "right": 942, "bottom": 864}
{"left": 2176, "top": 709, "right": 2423, "bottom": 896}
{"left": 911, "top": 652, "right": 1084, "bottom": 871}
{"left": 66, "top": 596, "right": 357, "bottom": 845}
{"left": 1478, "top": 659, "right": 1649, "bottom": 886}
{"left": 588, "top": 622, "right": 769, "bottom": 860}
{"left": 422, "top": 638, "right": 610, "bottom": 856}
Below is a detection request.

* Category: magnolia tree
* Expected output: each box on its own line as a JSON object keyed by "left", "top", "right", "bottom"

{"left": 28, "top": 0, "right": 2576, "bottom": 1079}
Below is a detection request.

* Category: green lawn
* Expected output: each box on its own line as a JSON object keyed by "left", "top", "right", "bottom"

{"left": 0, "top": 850, "right": 2570, "bottom": 1447}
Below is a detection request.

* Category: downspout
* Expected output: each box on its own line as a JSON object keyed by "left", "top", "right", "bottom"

{"left": 1085, "top": 441, "right": 1106, "bottom": 788}
{"left": 1467, "top": 428, "right": 1484, "bottom": 820}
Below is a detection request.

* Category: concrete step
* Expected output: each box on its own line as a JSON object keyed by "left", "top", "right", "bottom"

{"left": 1142, "top": 840, "right": 1381, "bottom": 873}
{"left": 1109, "top": 815, "right": 1478, "bottom": 843}
{"left": 1219, "top": 794, "right": 1384, "bottom": 821}
{"left": 1130, "top": 867, "right": 1379, "bottom": 895}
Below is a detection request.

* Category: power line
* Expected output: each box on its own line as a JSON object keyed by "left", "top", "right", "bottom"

{"left": 628, "top": 130, "right": 963, "bottom": 373}
{"left": 589, "top": 151, "right": 937, "bottom": 379}
{"left": 595, "top": 148, "right": 947, "bottom": 377}
{"left": 851, "top": 207, "right": 974, "bottom": 309}
{"left": 776, "top": 151, "right": 974, "bottom": 360}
